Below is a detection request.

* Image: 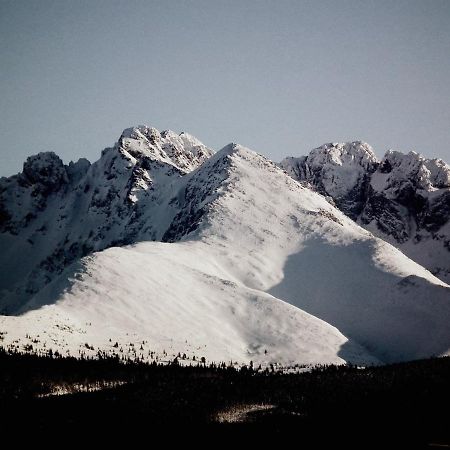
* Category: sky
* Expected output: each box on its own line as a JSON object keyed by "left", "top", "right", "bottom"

{"left": 1, "top": 0, "right": 450, "bottom": 176}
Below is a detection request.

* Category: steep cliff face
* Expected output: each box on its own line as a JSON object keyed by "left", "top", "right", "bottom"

{"left": 281, "top": 142, "right": 378, "bottom": 219}
{"left": 280, "top": 143, "right": 450, "bottom": 282}
{"left": 0, "top": 126, "right": 213, "bottom": 312}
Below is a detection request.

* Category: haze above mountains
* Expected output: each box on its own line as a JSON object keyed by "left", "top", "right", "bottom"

{"left": 0, "top": 125, "right": 449, "bottom": 367}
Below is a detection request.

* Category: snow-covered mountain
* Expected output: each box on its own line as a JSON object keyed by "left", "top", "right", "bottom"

{"left": 0, "top": 126, "right": 213, "bottom": 312}
{"left": 280, "top": 142, "right": 450, "bottom": 283}
{"left": 1, "top": 129, "right": 449, "bottom": 366}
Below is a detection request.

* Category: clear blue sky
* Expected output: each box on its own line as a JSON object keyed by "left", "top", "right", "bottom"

{"left": 1, "top": 0, "right": 450, "bottom": 176}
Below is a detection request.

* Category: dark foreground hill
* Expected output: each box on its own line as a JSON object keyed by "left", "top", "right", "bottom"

{"left": 0, "top": 349, "right": 448, "bottom": 447}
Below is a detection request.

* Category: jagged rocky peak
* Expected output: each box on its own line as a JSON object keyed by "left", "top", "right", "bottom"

{"left": 162, "top": 143, "right": 250, "bottom": 242}
{"left": 0, "top": 125, "right": 216, "bottom": 311}
{"left": 66, "top": 158, "right": 91, "bottom": 183}
{"left": 378, "top": 149, "right": 450, "bottom": 191}
{"left": 282, "top": 140, "right": 377, "bottom": 167}
{"left": 94, "top": 125, "right": 214, "bottom": 206}
{"left": 162, "top": 130, "right": 211, "bottom": 159}
{"left": 116, "top": 125, "right": 214, "bottom": 173}
{"left": 0, "top": 151, "right": 85, "bottom": 233}
{"left": 281, "top": 141, "right": 450, "bottom": 283}
{"left": 179, "top": 131, "right": 210, "bottom": 156}
{"left": 307, "top": 141, "right": 379, "bottom": 169}
{"left": 280, "top": 141, "right": 379, "bottom": 218}
{"left": 22, "top": 152, "right": 69, "bottom": 190}
{"left": 281, "top": 141, "right": 378, "bottom": 187}
{"left": 1, "top": 132, "right": 449, "bottom": 366}
{"left": 0, "top": 124, "right": 213, "bottom": 226}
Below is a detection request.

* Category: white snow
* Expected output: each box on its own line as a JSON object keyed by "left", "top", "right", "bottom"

{"left": 381, "top": 150, "right": 450, "bottom": 192}
{"left": 1, "top": 135, "right": 449, "bottom": 367}
{"left": 281, "top": 141, "right": 378, "bottom": 200}
{"left": 0, "top": 126, "right": 214, "bottom": 311}
{"left": 1, "top": 241, "right": 377, "bottom": 367}
{"left": 281, "top": 142, "right": 450, "bottom": 284}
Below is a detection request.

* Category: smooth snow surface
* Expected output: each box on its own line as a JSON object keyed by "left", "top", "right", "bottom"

{"left": 2, "top": 242, "right": 377, "bottom": 366}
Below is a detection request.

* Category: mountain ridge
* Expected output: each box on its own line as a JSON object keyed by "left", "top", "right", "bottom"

{"left": 0, "top": 126, "right": 214, "bottom": 312}
{"left": 1, "top": 127, "right": 449, "bottom": 366}
{"left": 280, "top": 142, "right": 450, "bottom": 283}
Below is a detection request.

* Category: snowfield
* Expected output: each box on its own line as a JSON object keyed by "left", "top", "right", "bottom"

{"left": 1, "top": 129, "right": 449, "bottom": 366}
{"left": 1, "top": 242, "right": 378, "bottom": 367}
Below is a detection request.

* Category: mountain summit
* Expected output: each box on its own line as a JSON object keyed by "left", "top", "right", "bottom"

{"left": 0, "top": 126, "right": 213, "bottom": 311}
{"left": 280, "top": 142, "right": 450, "bottom": 283}
{"left": 1, "top": 128, "right": 449, "bottom": 366}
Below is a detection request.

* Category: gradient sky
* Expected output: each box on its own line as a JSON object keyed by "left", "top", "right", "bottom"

{"left": 1, "top": 0, "right": 450, "bottom": 176}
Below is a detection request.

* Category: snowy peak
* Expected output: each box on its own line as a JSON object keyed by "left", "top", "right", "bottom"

{"left": 166, "top": 130, "right": 212, "bottom": 159}
{"left": 281, "top": 141, "right": 378, "bottom": 219}
{"left": 0, "top": 125, "right": 213, "bottom": 231}
{"left": 1, "top": 131, "right": 450, "bottom": 366}
{"left": 281, "top": 141, "right": 378, "bottom": 172}
{"left": 281, "top": 142, "right": 450, "bottom": 282}
{"left": 378, "top": 149, "right": 450, "bottom": 192}
{"left": 307, "top": 141, "right": 378, "bottom": 169}
{"left": 117, "top": 125, "right": 213, "bottom": 173}
{"left": 0, "top": 126, "right": 213, "bottom": 311}
{"left": 162, "top": 143, "right": 251, "bottom": 242}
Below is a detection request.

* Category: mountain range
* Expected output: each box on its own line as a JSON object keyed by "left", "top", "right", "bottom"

{"left": 0, "top": 126, "right": 449, "bottom": 367}
{"left": 280, "top": 142, "right": 450, "bottom": 283}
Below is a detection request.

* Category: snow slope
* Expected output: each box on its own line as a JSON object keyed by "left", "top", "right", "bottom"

{"left": 1, "top": 134, "right": 450, "bottom": 366}
{"left": 1, "top": 242, "right": 376, "bottom": 367}
{"left": 280, "top": 143, "right": 450, "bottom": 283}
{"left": 178, "top": 145, "right": 450, "bottom": 363}
{"left": 0, "top": 126, "right": 213, "bottom": 312}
